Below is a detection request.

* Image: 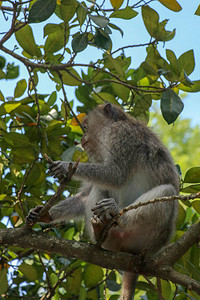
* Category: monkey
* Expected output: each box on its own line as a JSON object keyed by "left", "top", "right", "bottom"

{"left": 27, "top": 103, "right": 180, "bottom": 299}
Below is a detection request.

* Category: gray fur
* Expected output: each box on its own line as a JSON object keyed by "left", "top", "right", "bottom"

{"left": 48, "top": 103, "right": 180, "bottom": 299}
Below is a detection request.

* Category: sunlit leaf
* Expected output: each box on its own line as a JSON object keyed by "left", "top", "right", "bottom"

{"left": 110, "top": 0, "right": 124, "bottom": 9}
{"left": 110, "top": 6, "right": 138, "bottom": 19}
{"left": 84, "top": 264, "right": 103, "bottom": 287}
{"left": 15, "top": 24, "right": 42, "bottom": 57}
{"left": 192, "top": 201, "right": 200, "bottom": 214}
{"left": 91, "top": 92, "right": 117, "bottom": 104}
{"left": 44, "top": 23, "right": 69, "bottom": 54}
{"left": 178, "top": 80, "right": 200, "bottom": 92}
{"left": 28, "top": 0, "right": 57, "bottom": 23}
{"left": 4, "top": 103, "right": 21, "bottom": 113}
{"left": 14, "top": 79, "right": 27, "bottom": 98}
{"left": 184, "top": 167, "right": 200, "bottom": 183}
{"left": 161, "top": 88, "right": 184, "bottom": 124}
{"left": 158, "top": 0, "right": 182, "bottom": 12}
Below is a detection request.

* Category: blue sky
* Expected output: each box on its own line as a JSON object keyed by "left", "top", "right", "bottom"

{"left": 1, "top": 0, "right": 200, "bottom": 126}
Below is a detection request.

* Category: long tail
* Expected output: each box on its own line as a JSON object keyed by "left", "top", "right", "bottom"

{"left": 120, "top": 272, "right": 138, "bottom": 300}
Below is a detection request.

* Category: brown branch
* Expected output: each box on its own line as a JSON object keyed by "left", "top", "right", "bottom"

{"left": 1, "top": 227, "right": 200, "bottom": 294}
{"left": 111, "top": 41, "right": 156, "bottom": 56}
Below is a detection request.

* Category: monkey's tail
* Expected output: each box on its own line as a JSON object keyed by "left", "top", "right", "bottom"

{"left": 120, "top": 272, "right": 138, "bottom": 300}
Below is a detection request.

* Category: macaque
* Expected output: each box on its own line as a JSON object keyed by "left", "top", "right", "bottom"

{"left": 27, "top": 103, "right": 179, "bottom": 299}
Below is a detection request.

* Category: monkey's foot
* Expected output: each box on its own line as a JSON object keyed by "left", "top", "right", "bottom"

{"left": 91, "top": 215, "right": 111, "bottom": 241}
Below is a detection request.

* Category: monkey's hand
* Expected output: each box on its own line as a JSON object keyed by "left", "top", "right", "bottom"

{"left": 92, "top": 198, "right": 126, "bottom": 228}
{"left": 48, "top": 161, "right": 72, "bottom": 178}
{"left": 26, "top": 205, "right": 52, "bottom": 225}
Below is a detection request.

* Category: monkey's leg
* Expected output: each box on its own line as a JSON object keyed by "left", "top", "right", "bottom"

{"left": 121, "top": 272, "right": 138, "bottom": 300}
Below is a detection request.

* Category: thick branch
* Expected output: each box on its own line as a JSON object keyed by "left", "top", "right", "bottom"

{"left": 1, "top": 227, "right": 200, "bottom": 295}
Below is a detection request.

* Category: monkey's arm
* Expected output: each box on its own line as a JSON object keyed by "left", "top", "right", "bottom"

{"left": 49, "top": 161, "right": 127, "bottom": 187}
{"left": 27, "top": 186, "right": 90, "bottom": 224}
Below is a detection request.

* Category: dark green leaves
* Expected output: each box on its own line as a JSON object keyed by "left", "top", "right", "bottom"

{"left": 142, "top": 5, "right": 175, "bottom": 41}
{"left": 94, "top": 28, "right": 111, "bottom": 50}
{"left": 161, "top": 89, "right": 184, "bottom": 124}
{"left": 72, "top": 33, "right": 88, "bottom": 53}
{"left": 28, "top": 0, "right": 57, "bottom": 23}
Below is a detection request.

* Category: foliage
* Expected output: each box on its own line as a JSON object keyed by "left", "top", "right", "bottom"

{"left": 0, "top": 0, "right": 200, "bottom": 299}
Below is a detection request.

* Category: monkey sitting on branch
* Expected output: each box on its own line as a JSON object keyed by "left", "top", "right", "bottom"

{"left": 27, "top": 103, "right": 180, "bottom": 300}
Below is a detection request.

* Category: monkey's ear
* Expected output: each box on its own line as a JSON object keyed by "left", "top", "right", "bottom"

{"left": 103, "top": 103, "right": 114, "bottom": 118}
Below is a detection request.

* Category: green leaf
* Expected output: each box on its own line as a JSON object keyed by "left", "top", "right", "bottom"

{"left": 63, "top": 268, "right": 82, "bottom": 294}
{"left": 19, "top": 263, "right": 38, "bottom": 281}
{"left": 178, "top": 50, "right": 195, "bottom": 76}
{"left": 195, "top": 4, "right": 200, "bottom": 16}
{"left": 0, "top": 120, "right": 7, "bottom": 132}
{"left": 44, "top": 23, "right": 69, "bottom": 54}
{"left": 166, "top": 49, "right": 179, "bottom": 76}
{"left": 4, "top": 103, "right": 21, "bottom": 113}
{"left": 48, "top": 91, "right": 57, "bottom": 106}
{"left": 28, "top": 0, "right": 57, "bottom": 23}
{"left": 133, "top": 94, "right": 152, "bottom": 116}
{"left": 0, "top": 269, "right": 8, "bottom": 295}
{"left": 90, "top": 15, "right": 109, "bottom": 28}
{"left": 178, "top": 80, "right": 200, "bottom": 92}
{"left": 112, "top": 81, "right": 130, "bottom": 101}
{"left": 108, "top": 22, "right": 124, "bottom": 37}
{"left": 184, "top": 167, "right": 200, "bottom": 183}
{"left": 192, "top": 201, "right": 200, "bottom": 214}
{"left": 0, "top": 56, "right": 6, "bottom": 69}
{"left": 77, "top": 2, "right": 88, "bottom": 27}
{"left": 142, "top": 5, "right": 175, "bottom": 41}
{"left": 4, "top": 132, "right": 37, "bottom": 149}
{"left": 57, "top": 0, "right": 78, "bottom": 22}
{"left": 94, "top": 28, "right": 111, "bottom": 50}
{"left": 5, "top": 63, "right": 19, "bottom": 79}
{"left": 52, "top": 69, "right": 82, "bottom": 86}
{"left": 181, "top": 184, "right": 200, "bottom": 194}
{"left": 15, "top": 24, "right": 41, "bottom": 57}
{"left": 110, "top": 6, "right": 138, "bottom": 19}
{"left": 158, "top": 0, "right": 182, "bottom": 12}
{"left": 161, "top": 89, "right": 184, "bottom": 124}
{"left": 84, "top": 264, "right": 103, "bottom": 287}
{"left": 14, "top": 79, "right": 27, "bottom": 98}
{"left": 91, "top": 92, "right": 117, "bottom": 104}
{"left": 72, "top": 33, "right": 88, "bottom": 53}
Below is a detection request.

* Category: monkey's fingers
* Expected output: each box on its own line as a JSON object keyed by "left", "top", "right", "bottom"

{"left": 26, "top": 210, "right": 40, "bottom": 224}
